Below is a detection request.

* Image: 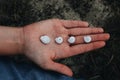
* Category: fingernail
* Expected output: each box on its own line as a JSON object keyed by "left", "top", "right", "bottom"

{"left": 106, "top": 33, "right": 110, "bottom": 40}
{"left": 100, "top": 28, "right": 104, "bottom": 32}
{"left": 100, "top": 41, "right": 106, "bottom": 47}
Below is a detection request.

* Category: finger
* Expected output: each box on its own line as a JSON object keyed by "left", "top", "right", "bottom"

{"left": 68, "top": 41, "right": 105, "bottom": 57}
{"left": 45, "top": 61, "right": 73, "bottom": 77}
{"left": 60, "top": 20, "right": 89, "bottom": 28}
{"left": 74, "top": 33, "right": 110, "bottom": 44}
{"left": 68, "top": 27, "right": 104, "bottom": 36}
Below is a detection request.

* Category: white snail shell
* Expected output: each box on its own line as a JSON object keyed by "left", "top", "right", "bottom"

{"left": 55, "top": 37, "right": 63, "bottom": 44}
{"left": 40, "top": 35, "right": 51, "bottom": 44}
{"left": 68, "top": 36, "right": 76, "bottom": 44}
{"left": 83, "top": 36, "right": 92, "bottom": 43}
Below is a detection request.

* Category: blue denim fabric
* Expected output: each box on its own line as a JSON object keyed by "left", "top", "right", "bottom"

{"left": 0, "top": 57, "right": 80, "bottom": 80}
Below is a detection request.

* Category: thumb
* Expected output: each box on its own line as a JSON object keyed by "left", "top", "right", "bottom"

{"left": 47, "top": 61, "right": 73, "bottom": 77}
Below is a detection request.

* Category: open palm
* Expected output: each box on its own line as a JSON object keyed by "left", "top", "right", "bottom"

{"left": 23, "top": 19, "right": 110, "bottom": 76}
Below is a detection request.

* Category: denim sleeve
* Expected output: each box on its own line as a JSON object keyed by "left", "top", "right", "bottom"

{"left": 0, "top": 56, "right": 78, "bottom": 80}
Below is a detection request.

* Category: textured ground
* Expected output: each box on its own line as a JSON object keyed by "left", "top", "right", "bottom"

{"left": 0, "top": 0, "right": 120, "bottom": 80}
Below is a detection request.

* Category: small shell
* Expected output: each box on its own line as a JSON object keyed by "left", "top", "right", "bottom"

{"left": 55, "top": 37, "right": 63, "bottom": 44}
{"left": 68, "top": 36, "right": 76, "bottom": 44}
{"left": 40, "top": 35, "right": 51, "bottom": 44}
{"left": 83, "top": 36, "right": 92, "bottom": 43}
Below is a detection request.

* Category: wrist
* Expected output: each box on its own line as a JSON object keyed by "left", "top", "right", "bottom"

{"left": 18, "top": 27, "right": 24, "bottom": 54}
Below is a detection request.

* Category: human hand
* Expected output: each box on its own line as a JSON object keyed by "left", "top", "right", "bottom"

{"left": 22, "top": 19, "right": 110, "bottom": 76}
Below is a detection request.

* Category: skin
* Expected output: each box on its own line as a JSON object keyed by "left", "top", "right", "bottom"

{"left": 0, "top": 19, "right": 110, "bottom": 77}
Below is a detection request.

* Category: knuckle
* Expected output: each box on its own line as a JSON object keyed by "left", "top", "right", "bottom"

{"left": 68, "top": 29, "right": 72, "bottom": 35}
{"left": 62, "top": 29, "right": 69, "bottom": 34}
{"left": 90, "top": 28, "right": 93, "bottom": 33}
{"left": 75, "top": 21, "right": 79, "bottom": 25}
{"left": 94, "top": 35, "right": 100, "bottom": 40}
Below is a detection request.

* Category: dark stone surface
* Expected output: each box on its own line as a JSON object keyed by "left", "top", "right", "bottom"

{"left": 0, "top": 0, "right": 120, "bottom": 80}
